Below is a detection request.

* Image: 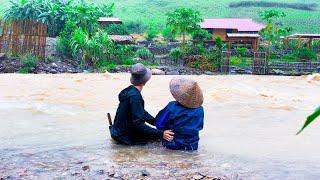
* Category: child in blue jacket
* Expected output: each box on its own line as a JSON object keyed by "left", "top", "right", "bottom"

{"left": 156, "top": 78, "right": 204, "bottom": 151}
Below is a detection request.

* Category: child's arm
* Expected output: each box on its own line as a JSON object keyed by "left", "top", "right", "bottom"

{"left": 130, "top": 97, "right": 163, "bottom": 139}
{"left": 155, "top": 107, "right": 171, "bottom": 130}
{"left": 144, "top": 111, "right": 156, "bottom": 126}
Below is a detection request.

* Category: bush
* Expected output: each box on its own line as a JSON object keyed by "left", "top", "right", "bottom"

{"left": 105, "top": 24, "right": 129, "bottom": 35}
{"left": 205, "top": 48, "right": 222, "bottom": 70}
{"left": 169, "top": 48, "right": 183, "bottom": 62}
{"left": 135, "top": 48, "right": 153, "bottom": 60}
{"left": 4, "top": 0, "right": 114, "bottom": 37}
{"left": 122, "top": 58, "right": 135, "bottom": 65}
{"left": 236, "top": 47, "right": 247, "bottom": 57}
{"left": 146, "top": 24, "right": 158, "bottom": 40}
{"left": 19, "top": 54, "right": 38, "bottom": 73}
{"left": 293, "top": 47, "right": 317, "bottom": 61}
{"left": 185, "top": 55, "right": 215, "bottom": 71}
{"left": 162, "top": 26, "right": 176, "bottom": 41}
{"left": 125, "top": 22, "right": 146, "bottom": 34}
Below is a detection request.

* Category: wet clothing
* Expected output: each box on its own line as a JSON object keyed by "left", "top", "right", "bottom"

{"left": 110, "top": 85, "right": 163, "bottom": 145}
{"left": 156, "top": 101, "right": 204, "bottom": 151}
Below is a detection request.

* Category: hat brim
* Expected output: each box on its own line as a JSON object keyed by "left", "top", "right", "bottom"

{"left": 130, "top": 68, "right": 152, "bottom": 86}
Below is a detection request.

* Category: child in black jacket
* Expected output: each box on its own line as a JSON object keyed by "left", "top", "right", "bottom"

{"left": 110, "top": 63, "right": 174, "bottom": 145}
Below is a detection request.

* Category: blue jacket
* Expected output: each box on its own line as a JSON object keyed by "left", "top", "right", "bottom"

{"left": 155, "top": 101, "right": 204, "bottom": 151}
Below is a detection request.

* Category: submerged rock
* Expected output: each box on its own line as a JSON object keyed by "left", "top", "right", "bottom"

{"left": 141, "top": 169, "right": 150, "bottom": 177}
{"left": 151, "top": 68, "right": 165, "bottom": 75}
{"left": 82, "top": 165, "right": 90, "bottom": 171}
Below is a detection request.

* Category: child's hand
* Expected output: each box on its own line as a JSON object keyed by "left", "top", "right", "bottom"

{"left": 163, "top": 130, "right": 174, "bottom": 141}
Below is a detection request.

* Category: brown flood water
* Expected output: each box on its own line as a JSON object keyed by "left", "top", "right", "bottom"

{"left": 0, "top": 73, "right": 319, "bottom": 179}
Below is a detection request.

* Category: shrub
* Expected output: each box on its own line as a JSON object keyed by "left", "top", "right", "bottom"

{"left": 19, "top": 54, "right": 38, "bottom": 73}
{"left": 146, "top": 24, "right": 158, "bottom": 40}
{"left": 293, "top": 47, "right": 317, "bottom": 61}
{"left": 169, "top": 48, "right": 183, "bottom": 62}
{"left": 230, "top": 56, "right": 242, "bottom": 66}
{"left": 162, "top": 26, "right": 176, "bottom": 41}
{"left": 205, "top": 48, "right": 222, "bottom": 70}
{"left": 4, "top": 0, "right": 114, "bottom": 37}
{"left": 185, "top": 55, "right": 214, "bottom": 71}
{"left": 125, "top": 22, "right": 146, "bottom": 34}
{"left": 122, "top": 58, "right": 135, "bottom": 65}
{"left": 105, "top": 24, "right": 129, "bottom": 35}
{"left": 135, "top": 48, "right": 153, "bottom": 60}
{"left": 236, "top": 47, "right": 247, "bottom": 57}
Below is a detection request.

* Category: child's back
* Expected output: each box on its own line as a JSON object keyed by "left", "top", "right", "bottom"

{"left": 156, "top": 78, "right": 204, "bottom": 151}
{"left": 156, "top": 101, "right": 204, "bottom": 151}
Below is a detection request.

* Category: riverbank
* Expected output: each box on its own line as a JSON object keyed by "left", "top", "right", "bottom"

{"left": 0, "top": 74, "right": 319, "bottom": 179}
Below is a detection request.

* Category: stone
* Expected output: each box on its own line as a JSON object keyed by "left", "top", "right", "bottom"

{"left": 317, "top": 66, "right": 320, "bottom": 73}
{"left": 193, "top": 174, "right": 204, "bottom": 180}
{"left": 166, "top": 70, "right": 180, "bottom": 75}
{"left": 204, "top": 71, "right": 214, "bottom": 75}
{"left": 0, "top": 53, "right": 6, "bottom": 60}
{"left": 151, "top": 68, "right": 165, "bottom": 75}
{"left": 82, "top": 165, "right": 90, "bottom": 171}
{"left": 97, "top": 170, "right": 105, "bottom": 175}
{"left": 141, "top": 170, "right": 150, "bottom": 177}
{"left": 51, "top": 62, "right": 58, "bottom": 68}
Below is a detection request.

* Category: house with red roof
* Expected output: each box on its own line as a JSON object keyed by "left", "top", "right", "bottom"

{"left": 98, "top": 17, "right": 122, "bottom": 26}
{"left": 200, "top": 18, "right": 265, "bottom": 51}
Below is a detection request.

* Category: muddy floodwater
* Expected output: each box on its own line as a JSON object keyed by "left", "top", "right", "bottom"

{"left": 0, "top": 73, "right": 319, "bottom": 179}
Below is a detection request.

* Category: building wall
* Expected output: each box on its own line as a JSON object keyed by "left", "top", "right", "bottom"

{"left": 212, "top": 29, "right": 227, "bottom": 41}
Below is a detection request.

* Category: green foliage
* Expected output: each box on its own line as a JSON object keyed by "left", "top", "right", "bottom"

{"left": 70, "top": 28, "right": 115, "bottom": 67}
{"left": 122, "top": 58, "right": 135, "bottom": 65}
{"left": 125, "top": 22, "right": 146, "bottom": 34}
{"left": 259, "top": 9, "right": 291, "bottom": 60}
{"left": 162, "top": 26, "right": 176, "bottom": 41}
{"left": 205, "top": 48, "right": 223, "bottom": 70}
{"left": 146, "top": 23, "right": 158, "bottom": 41}
{"left": 4, "top": 0, "right": 114, "bottom": 37}
{"left": 236, "top": 47, "right": 247, "bottom": 57}
{"left": 19, "top": 53, "right": 38, "bottom": 73}
{"left": 169, "top": 47, "right": 183, "bottom": 62}
{"left": 1, "top": 0, "right": 320, "bottom": 34}
{"left": 135, "top": 47, "right": 153, "bottom": 60}
{"left": 104, "top": 24, "right": 128, "bottom": 35}
{"left": 297, "top": 107, "right": 320, "bottom": 135}
{"left": 64, "top": 1, "right": 114, "bottom": 34}
{"left": 293, "top": 47, "right": 317, "bottom": 61}
{"left": 215, "top": 36, "right": 224, "bottom": 50}
{"left": 192, "top": 28, "right": 211, "bottom": 43}
{"left": 186, "top": 55, "right": 215, "bottom": 71}
{"left": 230, "top": 56, "right": 251, "bottom": 68}
{"left": 166, "top": 8, "right": 203, "bottom": 50}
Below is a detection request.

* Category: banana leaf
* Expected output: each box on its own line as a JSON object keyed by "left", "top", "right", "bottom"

{"left": 296, "top": 106, "right": 320, "bottom": 135}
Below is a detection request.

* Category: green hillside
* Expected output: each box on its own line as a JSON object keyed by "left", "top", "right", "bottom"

{"left": 1, "top": 0, "right": 320, "bottom": 33}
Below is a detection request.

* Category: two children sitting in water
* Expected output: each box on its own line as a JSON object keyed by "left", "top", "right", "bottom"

{"left": 110, "top": 63, "right": 204, "bottom": 151}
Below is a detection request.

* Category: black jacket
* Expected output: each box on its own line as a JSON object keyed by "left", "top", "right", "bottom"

{"left": 110, "top": 85, "right": 163, "bottom": 145}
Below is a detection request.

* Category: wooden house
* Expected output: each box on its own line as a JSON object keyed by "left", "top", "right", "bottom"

{"left": 200, "top": 18, "right": 265, "bottom": 52}
{"left": 98, "top": 17, "right": 122, "bottom": 26}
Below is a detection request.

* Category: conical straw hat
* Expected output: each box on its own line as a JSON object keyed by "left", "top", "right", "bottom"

{"left": 169, "top": 78, "right": 203, "bottom": 108}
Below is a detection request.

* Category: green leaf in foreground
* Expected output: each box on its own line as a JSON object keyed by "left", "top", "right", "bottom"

{"left": 296, "top": 107, "right": 320, "bottom": 135}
